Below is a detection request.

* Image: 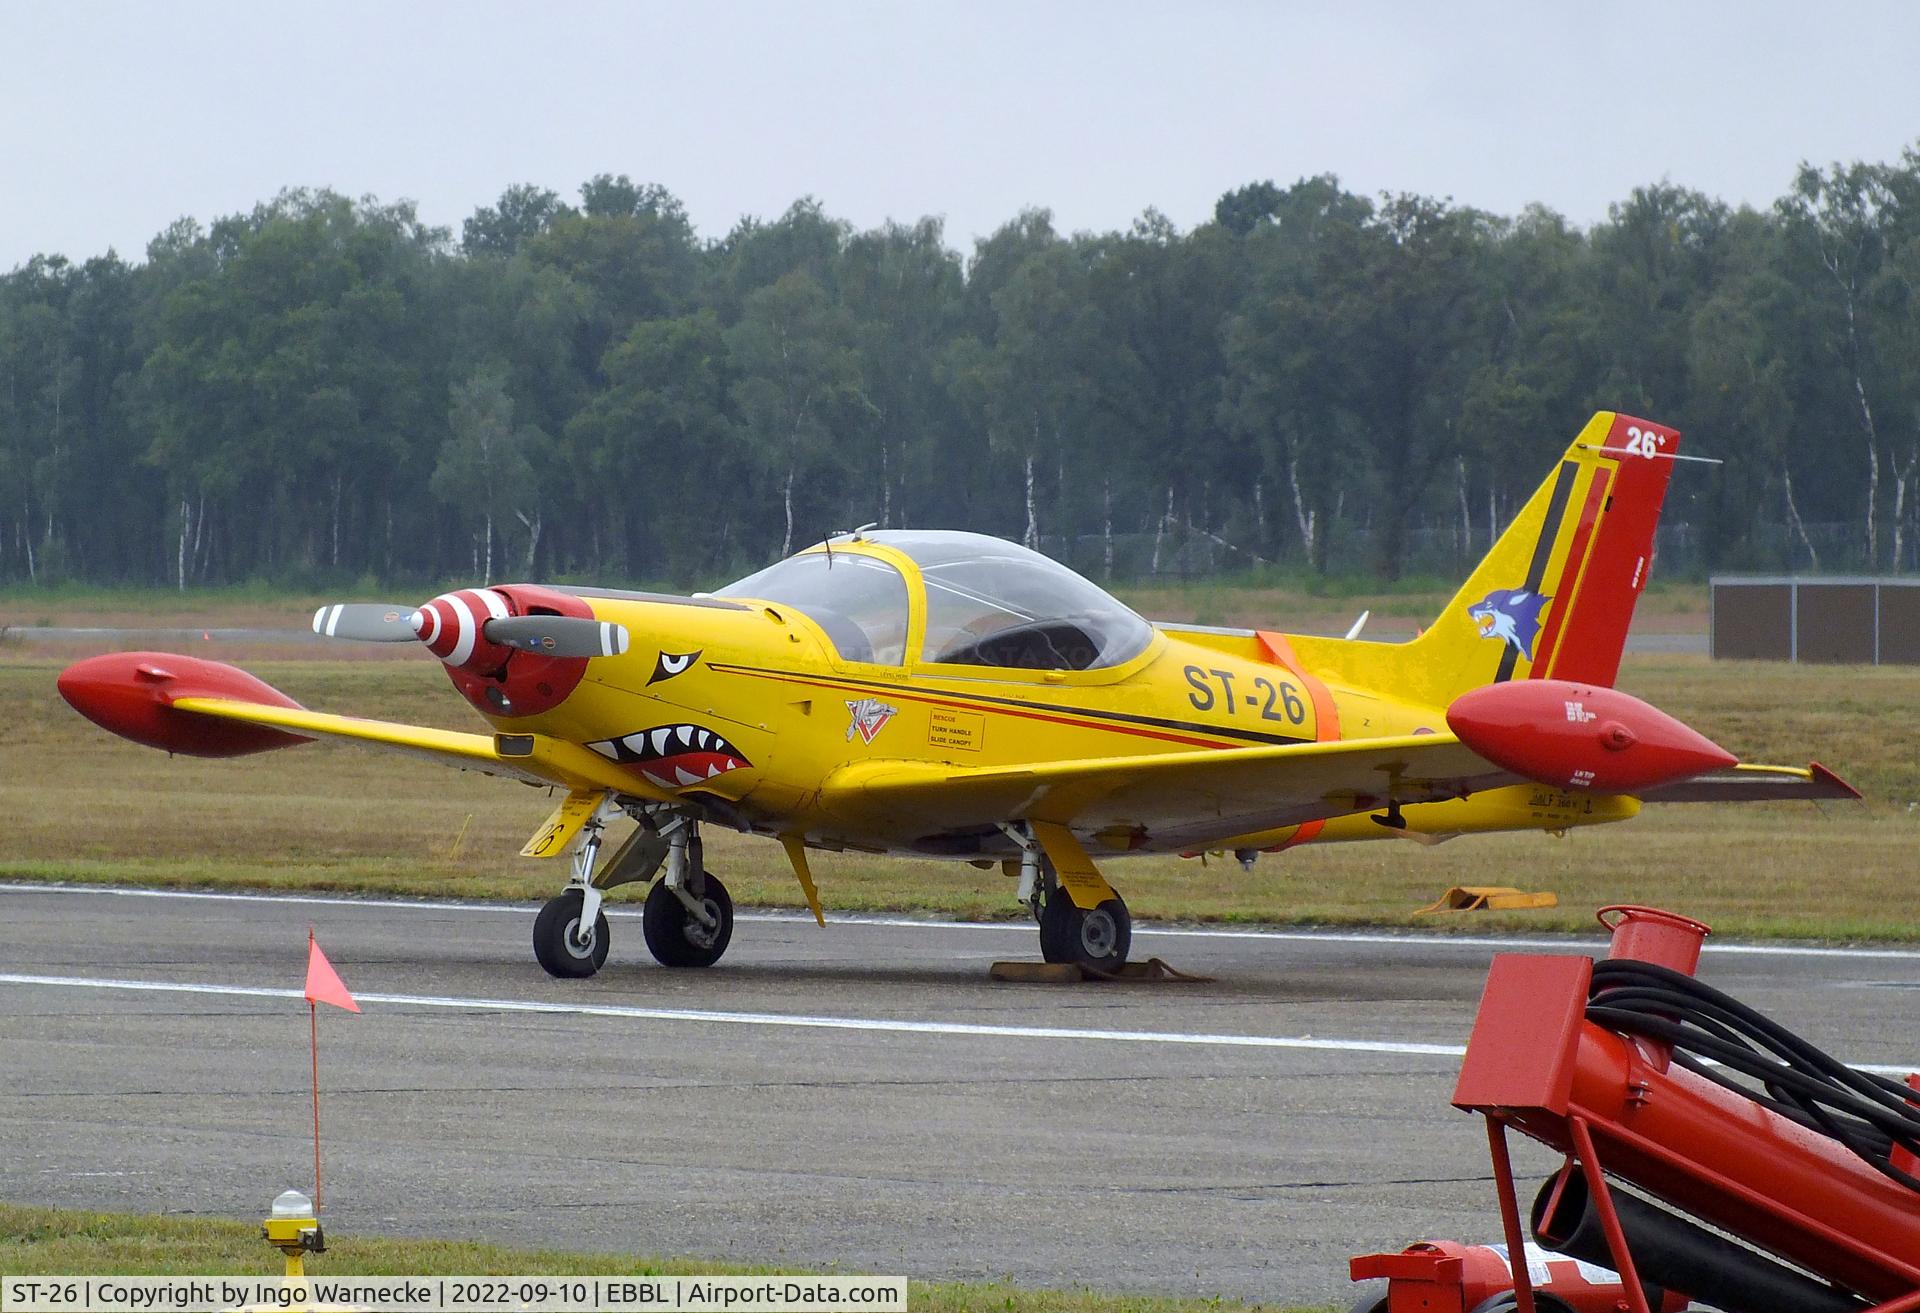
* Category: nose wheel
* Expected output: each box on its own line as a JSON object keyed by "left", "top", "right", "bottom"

{"left": 533, "top": 888, "right": 611, "bottom": 978}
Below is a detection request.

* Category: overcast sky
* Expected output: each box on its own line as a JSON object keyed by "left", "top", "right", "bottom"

{"left": 7, "top": 1, "right": 1920, "bottom": 270}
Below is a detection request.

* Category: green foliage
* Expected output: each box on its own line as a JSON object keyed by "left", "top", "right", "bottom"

{"left": 431, "top": 367, "right": 542, "bottom": 578}
{"left": 6, "top": 156, "right": 1920, "bottom": 591}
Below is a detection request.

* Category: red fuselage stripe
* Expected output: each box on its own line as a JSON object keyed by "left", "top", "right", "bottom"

{"left": 719, "top": 667, "right": 1244, "bottom": 750}
{"left": 1252, "top": 630, "right": 1338, "bottom": 848}
{"left": 1254, "top": 630, "right": 1341, "bottom": 742}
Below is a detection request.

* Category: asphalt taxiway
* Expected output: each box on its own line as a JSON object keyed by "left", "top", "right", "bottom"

{"left": 3, "top": 883, "right": 1914, "bottom": 1304}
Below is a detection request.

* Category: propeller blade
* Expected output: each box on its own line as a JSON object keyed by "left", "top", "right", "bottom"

{"left": 312, "top": 603, "right": 422, "bottom": 642}
{"left": 484, "top": 615, "right": 630, "bottom": 659}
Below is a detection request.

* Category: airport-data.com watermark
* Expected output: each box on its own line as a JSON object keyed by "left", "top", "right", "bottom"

{"left": 0, "top": 1276, "right": 908, "bottom": 1313}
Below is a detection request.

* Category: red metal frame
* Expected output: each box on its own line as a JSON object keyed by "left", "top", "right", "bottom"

{"left": 1567, "top": 1117, "right": 1649, "bottom": 1313}
{"left": 1483, "top": 1118, "right": 1536, "bottom": 1313}
{"left": 1455, "top": 906, "right": 1920, "bottom": 1306}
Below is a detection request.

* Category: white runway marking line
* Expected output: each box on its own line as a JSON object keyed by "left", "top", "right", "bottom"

{"left": 0, "top": 971, "right": 1462, "bottom": 1058}
{"left": 5, "top": 970, "right": 1913, "bottom": 1080}
{"left": 5, "top": 881, "right": 1920, "bottom": 962}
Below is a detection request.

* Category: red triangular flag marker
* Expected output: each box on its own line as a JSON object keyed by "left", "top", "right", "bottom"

{"left": 305, "top": 935, "right": 360, "bottom": 1013}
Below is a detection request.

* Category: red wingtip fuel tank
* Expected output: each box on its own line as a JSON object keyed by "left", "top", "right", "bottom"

{"left": 1446, "top": 679, "right": 1736, "bottom": 794}
{"left": 57, "top": 652, "right": 311, "bottom": 757}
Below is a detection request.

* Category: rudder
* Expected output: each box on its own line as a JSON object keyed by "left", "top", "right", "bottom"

{"left": 1408, "top": 411, "right": 1681, "bottom": 696}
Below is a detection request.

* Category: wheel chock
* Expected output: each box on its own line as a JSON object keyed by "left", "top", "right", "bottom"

{"left": 989, "top": 957, "right": 1214, "bottom": 984}
{"left": 1413, "top": 885, "right": 1559, "bottom": 917}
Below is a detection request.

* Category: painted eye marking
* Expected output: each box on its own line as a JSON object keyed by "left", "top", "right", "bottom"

{"left": 648, "top": 649, "right": 703, "bottom": 685}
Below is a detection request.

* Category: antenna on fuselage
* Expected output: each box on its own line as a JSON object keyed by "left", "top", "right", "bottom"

{"left": 1575, "top": 443, "right": 1725, "bottom": 465}
{"left": 819, "top": 522, "right": 882, "bottom": 566}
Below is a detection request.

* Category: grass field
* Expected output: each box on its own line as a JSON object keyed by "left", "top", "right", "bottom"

{"left": 0, "top": 1205, "right": 1314, "bottom": 1313}
{"left": 0, "top": 576, "right": 1711, "bottom": 640}
{"left": 3, "top": 645, "right": 1914, "bottom": 940}
{"left": 1120, "top": 574, "right": 1708, "bottom": 635}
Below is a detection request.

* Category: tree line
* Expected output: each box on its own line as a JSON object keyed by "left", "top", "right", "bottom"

{"left": 5, "top": 155, "right": 1920, "bottom": 592}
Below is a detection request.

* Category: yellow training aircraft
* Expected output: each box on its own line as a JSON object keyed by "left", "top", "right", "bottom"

{"left": 59, "top": 413, "right": 1852, "bottom": 976}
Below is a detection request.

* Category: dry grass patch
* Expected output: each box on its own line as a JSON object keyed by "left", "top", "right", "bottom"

{"left": 0, "top": 1204, "right": 1313, "bottom": 1312}
{"left": 1114, "top": 578, "right": 1707, "bottom": 637}
{"left": 1, "top": 579, "right": 1710, "bottom": 641}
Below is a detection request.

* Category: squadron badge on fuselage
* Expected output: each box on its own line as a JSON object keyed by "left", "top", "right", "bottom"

{"left": 845, "top": 698, "right": 898, "bottom": 745}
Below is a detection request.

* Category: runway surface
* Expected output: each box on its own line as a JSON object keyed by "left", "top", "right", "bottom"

{"left": 3, "top": 884, "right": 1913, "bottom": 1305}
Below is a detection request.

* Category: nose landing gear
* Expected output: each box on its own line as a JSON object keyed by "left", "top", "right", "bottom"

{"left": 532, "top": 888, "right": 610, "bottom": 977}
{"left": 532, "top": 794, "right": 623, "bottom": 979}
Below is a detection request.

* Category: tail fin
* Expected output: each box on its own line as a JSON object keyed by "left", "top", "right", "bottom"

{"left": 1407, "top": 411, "right": 1680, "bottom": 697}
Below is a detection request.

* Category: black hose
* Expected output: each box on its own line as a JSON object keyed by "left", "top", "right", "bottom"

{"left": 1587, "top": 958, "right": 1920, "bottom": 1191}
{"left": 1532, "top": 1165, "right": 1865, "bottom": 1313}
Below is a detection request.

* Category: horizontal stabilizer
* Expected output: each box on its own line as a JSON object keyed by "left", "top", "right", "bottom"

{"left": 1637, "top": 762, "right": 1860, "bottom": 803}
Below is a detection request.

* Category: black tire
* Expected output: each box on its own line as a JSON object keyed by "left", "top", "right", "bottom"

{"left": 533, "top": 889, "right": 610, "bottom": 978}
{"left": 1038, "top": 892, "right": 1131, "bottom": 972}
{"left": 643, "top": 873, "right": 734, "bottom": 968}
{"left": 1346, "top": 1291, "right": 1388, "bottom": 1313}
{"left": 1467, "top": 1294, "right": 1578, "bottom": 1313}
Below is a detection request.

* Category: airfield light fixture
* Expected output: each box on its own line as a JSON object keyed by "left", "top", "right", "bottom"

{"left": 262, "top": 1188, "right": 324, "bottom": 1277}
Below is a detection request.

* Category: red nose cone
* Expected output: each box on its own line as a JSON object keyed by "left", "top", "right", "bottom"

{"left": 1446, "top": 680, "right": 1736, "bottom": 794}
{"left": 58, "top": 652, "right": 310, "bottom": 757}
{"left": 437, "top": 583, "right": 593, "bottom": 718}
{"left": 419, "top": 588, "right": 516, "bottom": 672}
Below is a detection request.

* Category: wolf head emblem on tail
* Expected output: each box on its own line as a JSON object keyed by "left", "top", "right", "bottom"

{"left": 1468, "top": 588, "right": 1551, "bottom": 661}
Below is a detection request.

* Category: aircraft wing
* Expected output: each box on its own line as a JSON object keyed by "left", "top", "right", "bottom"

{"left": 1636, "top": 761, "right": 1860, "bottom": 803}
{"left": 819, "top": 733, "right": 1518, "bottom": 850}
{"left": 169, "top": 696, "right": 676, "bottom": 801}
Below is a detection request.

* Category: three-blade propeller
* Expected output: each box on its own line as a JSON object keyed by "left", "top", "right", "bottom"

{"left": 312, "top": 603, "right": 418, "bottom": 642}
{"left": 488, "top": 615, "right": 631, "bottom": 657}
{"left": 311, "top": 600, "right": 628, "bottom": 659}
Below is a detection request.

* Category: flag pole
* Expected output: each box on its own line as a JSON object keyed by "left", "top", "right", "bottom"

{"left": 303, "top": 927, "right": 358, "bottom": 1214}
{"left": 309, "top": 928, "right": 323, "bottom": 1213}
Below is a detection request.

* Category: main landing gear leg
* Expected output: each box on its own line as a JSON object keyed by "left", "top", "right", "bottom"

{"left": 642, "top": 818, "right": 735, "bottom": 968}
{"left": 1010, "top": 821, "right": 1132, "bottom": 974}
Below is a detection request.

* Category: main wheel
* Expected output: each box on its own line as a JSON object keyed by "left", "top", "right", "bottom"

{"left": 533, "top": 889, "right": 611, "bottom": 978}
{"left": 643, "top": 873, "right": 734, "bottom": 968}
{"left": 1038, "top": 892, "right": 1131, "bottom": 973}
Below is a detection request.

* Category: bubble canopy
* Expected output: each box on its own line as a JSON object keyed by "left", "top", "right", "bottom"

{"left": 716, "top": 530, "right": 1154, "bottom": 671}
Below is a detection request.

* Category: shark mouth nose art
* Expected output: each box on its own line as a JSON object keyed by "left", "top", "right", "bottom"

{"left": 585, "top": 723, "right": 752, "bottom": 789}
